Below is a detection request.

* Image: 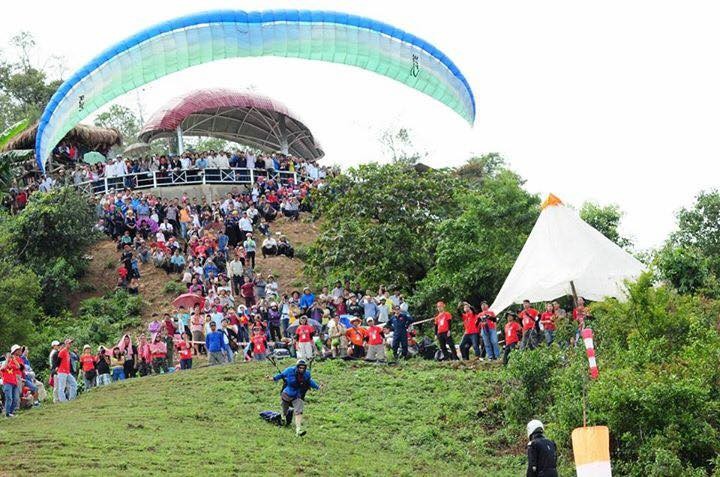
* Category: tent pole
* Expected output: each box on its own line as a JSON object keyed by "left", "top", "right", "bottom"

{"left": 570, "top": 280, "right": 579, "bottom": 308}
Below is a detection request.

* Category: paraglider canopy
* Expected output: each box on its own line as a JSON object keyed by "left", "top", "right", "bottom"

{"left": 35, "top": 9, "right": 476, "bottom": 172}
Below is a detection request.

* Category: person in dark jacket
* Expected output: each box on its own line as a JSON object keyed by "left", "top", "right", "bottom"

{"left": 270, "top": 359, "right": 320, "bottom": 437}
{"left": 526, "top": 420, "right": 558, "bottom": 477}
{"left": 384, "top": 306, "right": 413, "bottom": 359}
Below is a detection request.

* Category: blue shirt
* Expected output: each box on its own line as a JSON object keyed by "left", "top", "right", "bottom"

{"left": 386, "top": 313, "right": 413, "bottom": 334}
{"left": 205, "top": 330, "right": 225, "bottom": 352}
{"left": 299, "top": 293, "right": 315, "bottom": 309}
{"left": 196, "top": 158, "right": 207, "bottom": 169}
{"left": 273, "top": 366, "right": 319, "bottom": 399}
{"left": 363, "top": 301, "right": 378, "bottom": 319}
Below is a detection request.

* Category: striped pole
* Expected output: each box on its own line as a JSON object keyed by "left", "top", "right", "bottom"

{"left": 582, "top": 328, "right": 599, "bottom": 379}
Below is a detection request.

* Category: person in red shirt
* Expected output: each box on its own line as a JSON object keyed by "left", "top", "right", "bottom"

{"left": 240, "top": 276, "right": 256, "bottom": 307}
{"left": 573, "top": 297, "right": 589, "bottom": 329}
{"left": 478, "top": 301, "right": 500, "bottom": 360}
{"left": 345, "top": 317, "right": 368, "bottom": 358}
{"left": 79, "top": 345, "right": 97, "bottom": 390}
{"left": 364, "top": 317, "right": 386, "bottom": 362}
{"left": 434, "top": 301, "right": 458, "bottom": 361}
{"left": 459, "top": 303, "right": 482, "bottom": 360}
{"left": 2, "top": 345, "right": 24, "bottom": 417}
{"left": 540, "top": 303, "right": 556, "bottom": 345}
{"left": 54, "top": 339, "right": 77, "bottom": 402}
{"left": 519, "top": 300, "right": 540, "bottom": 350}
{"left": 250, "top": 329, "right": 268, "bottom": 361}
{"left": 176, "top": 333, "right": 193, "bottom": 370}
{"left": 295, "top": 316, "right": 316, "bottom": 360}
{"left": 572, "top": 297, "right": 591, "bottom": 346}
{"left": 502, "top": 312, "right": 522, "bottom": 365}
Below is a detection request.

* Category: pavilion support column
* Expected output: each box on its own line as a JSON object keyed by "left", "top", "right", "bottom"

{"left": 278, "top": 116, "right": 289, "bottom": 155}
{"left": 176, "top": 126, "right": 185, "bottom": 155}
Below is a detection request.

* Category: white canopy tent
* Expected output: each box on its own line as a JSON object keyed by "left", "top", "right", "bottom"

{"left": 490, "top": 194, "right": 646, "bottom": 313}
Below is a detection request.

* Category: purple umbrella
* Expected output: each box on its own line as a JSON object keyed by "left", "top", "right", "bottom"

{"left": 137, "top": 216, "right": 159, "bottom": 233}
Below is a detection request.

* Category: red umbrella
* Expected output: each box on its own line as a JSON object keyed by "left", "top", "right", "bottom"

{"left": 172, "top": 293, "right": 204, "bottom": 309}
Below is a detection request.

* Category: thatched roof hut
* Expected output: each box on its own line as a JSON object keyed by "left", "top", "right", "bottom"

{"left": 0, "top": 122, "right": 122, "bottom": 154}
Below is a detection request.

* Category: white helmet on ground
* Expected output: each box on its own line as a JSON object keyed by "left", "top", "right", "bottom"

{"left": 527, "top": 419, "right": 544, "bottom": 438}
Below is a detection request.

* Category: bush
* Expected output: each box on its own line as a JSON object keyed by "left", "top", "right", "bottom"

{"left": 34, "top": 291, "right": 143, "bottom": 374}
{"left": 163, "top": 280, "right": 187, "bottom": 295}
{"left": 503, "top": 347, "right": 561, "bottom": 426}
{"left": 502, "top": 274, "right": 720, "bottom": 476}
{"left": 0, "top": 187, "right": 98, "bottom": 314}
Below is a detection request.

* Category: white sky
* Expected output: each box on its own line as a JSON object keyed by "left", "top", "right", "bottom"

{"left": 3, "top": 0, "right": 719, "bottom": 250}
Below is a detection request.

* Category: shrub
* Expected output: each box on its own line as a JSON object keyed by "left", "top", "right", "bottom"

{"left": 502, "top": 274, "right": 720, "bottom": 476}
{"left": 163, "top": 280, "right": 187, "bottom": 295}
{"left": 503, "top": 347, "right": 561, "bottom": 426}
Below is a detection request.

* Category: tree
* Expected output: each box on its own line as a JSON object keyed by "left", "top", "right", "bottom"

{"left": 580, "top": 202, "right": 632, "bottom": 249}
{"left": 305, "top": 162, "right": 462, "bottom": 291}
{"left": 379, "top": 127, "right": 427, "bottom": 165}
{"left": 0, "top": 187, "right": 99, "bottom": 314}
{"left": 655, "top": 244, "right": 715, "bottom": 295}
{"left": 0, "top": 31, "right": 63, "bottom": 130}
{"left": 0, "top": 261, "right": 43, "bottom": 350}
{"left": 671, "top": 190, "right": 720, "bottom": 276}
{"left": 454, "top": 153, "right": 505, "bottom": 185}
{"left": 94, "top": 104, "right": 140, "bottom": 142}
{"left": 414, "top": 165, "right": 540, "bottom": 314}
{"left": 188, "top": 136, "right": 232, "bottom": 153}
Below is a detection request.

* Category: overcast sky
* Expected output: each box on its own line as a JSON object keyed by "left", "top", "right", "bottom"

{"left": 3, "top": 0, "right": 719, "bottom": 249}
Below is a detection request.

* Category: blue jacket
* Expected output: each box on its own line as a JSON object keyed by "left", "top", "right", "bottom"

{"left": 299, "top": 293, "right": 315, "bottom": 309}
{"left": 205, "top": 330, "right": 225, "bottom": 353}
{"left": 273, "top": 366, "right": 319, "bottom": 399}
{"left": 386, "top": 313, "right": 413, "bottom": 334}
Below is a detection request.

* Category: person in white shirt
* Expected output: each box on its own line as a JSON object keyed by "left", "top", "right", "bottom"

{"left": 238, "top": 214, "right": 253, "bottom": 234}
{"left": 261, "top": 236, "right": 278, "bottom": 258}
{"left": 227, "top": 258, "right": 244, "bottom": 296}
{"left": 377, "top": 298, "right": 390, "bottom": 324}
{"left": 246, "top": 205, "right": 259, "bottom": 224}
{"left": 159, "top": 219, "right": 174, "bottom": 239}
{"left": 180, "top": 156, "right": 191, "bottom": 170}
{"left": 216, "top": 153, "right": 230, "bottom": 169}
{"left": 246, "top": 153, "right": 256, "bottom": 170}
{"left": 207, "top": 153, "right": 219, "bottom": 169}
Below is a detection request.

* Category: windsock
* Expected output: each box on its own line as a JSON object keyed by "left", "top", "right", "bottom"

{"left": 582, "top": 328, "right": 599, "bottom": 379}
{"left": 572, "top": 426, "right": 612, "bottom": 476}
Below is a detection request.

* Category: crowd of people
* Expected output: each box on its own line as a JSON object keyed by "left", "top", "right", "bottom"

{"left": 0, "top": 150, "right": 589, "bottom": 421}
{"left": 65, "top": 149, "right": 328, "bottom": 189}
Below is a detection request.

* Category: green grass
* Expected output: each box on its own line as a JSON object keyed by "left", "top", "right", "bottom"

{"left": 0, "top": 360, "right": 526, "bottom": 476}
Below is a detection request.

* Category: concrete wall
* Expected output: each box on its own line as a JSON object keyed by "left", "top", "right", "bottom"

{"left": 142, "top": 184, "right": 251, "bottom": 201}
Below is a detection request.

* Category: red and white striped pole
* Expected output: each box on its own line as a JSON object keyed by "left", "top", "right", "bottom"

{"left": 582, "top": 328, "right": 599, "bottom": 379}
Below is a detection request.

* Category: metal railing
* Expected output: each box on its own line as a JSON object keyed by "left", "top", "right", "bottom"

{"left": 75, "top": 168, "right": 300, "bottom": 195}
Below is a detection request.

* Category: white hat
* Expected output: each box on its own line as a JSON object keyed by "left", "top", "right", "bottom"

{"left": 10, "top": 344, "right": 21, "bottom": 354}
{"left": 51, "top": 340, "right": 60, "bottom": 346}
{"left": 526, "top": 419, "right": 544, "bottom": 438}
{"left": 366, "top": 317, "right": 375, "bottom": 322}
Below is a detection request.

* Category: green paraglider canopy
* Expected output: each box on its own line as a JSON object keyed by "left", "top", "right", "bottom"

{"left": 35, "top": 9, "right": 476, "bottom": 172}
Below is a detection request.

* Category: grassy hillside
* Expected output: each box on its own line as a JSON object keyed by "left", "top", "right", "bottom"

{"left": 0, "top": 360, "right": 526, "bottom": 476}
